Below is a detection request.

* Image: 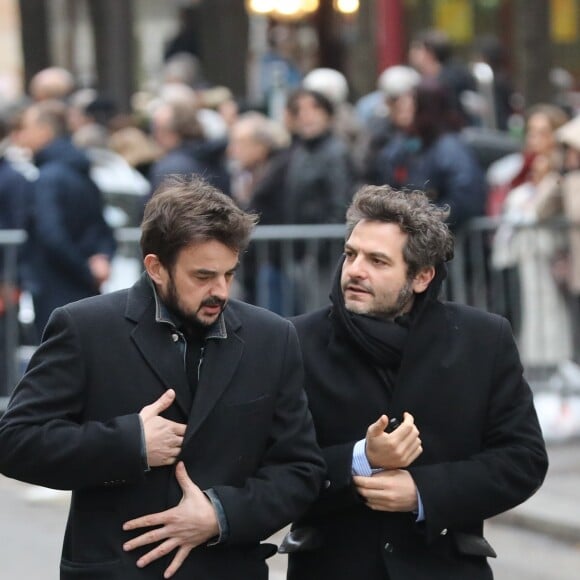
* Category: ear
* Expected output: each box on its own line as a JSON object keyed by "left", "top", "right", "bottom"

{"left": 143, "top": 254, "right": 166, "bottom": 285}
{"left": 411, "top": 266, "right": 435, "bottom": 294}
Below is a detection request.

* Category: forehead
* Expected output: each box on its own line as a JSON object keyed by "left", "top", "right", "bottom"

{"left": 175, "top": 239, "right": 239, "bottom": 270}
{"left": 347, "top": 220, "right": 408, "bottom": 259}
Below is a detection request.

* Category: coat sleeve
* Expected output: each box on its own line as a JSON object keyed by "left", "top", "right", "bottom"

{"left": 408, "top": 318, "right": 549, "bottom": 542}
{"left": 210, "top": 322, "right": 326, "bottom": 543}
{"left": 0, "top": 307, "right": 145, "bottom": 490}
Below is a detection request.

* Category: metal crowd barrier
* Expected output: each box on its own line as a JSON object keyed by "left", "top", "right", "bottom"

{"left": 2, "top": 219, "right": 580, "bottom": 411}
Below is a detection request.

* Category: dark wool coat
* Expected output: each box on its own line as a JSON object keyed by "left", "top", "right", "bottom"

{"left": 26, "top": 138, "right": 116, "bottom": 334}
{"left": 287, "top": 298, "right": 548, "bottom": 580}
{"left": 0, "top": 275, "right": 324, "bottom": 579}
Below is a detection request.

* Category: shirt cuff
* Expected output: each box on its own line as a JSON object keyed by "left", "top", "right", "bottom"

{"left": 415, "top": 489, "right": 425, "bottom": 522}
{"left": 204, "top": 488, "right": 229, "bottom": 545}
{"left": 352, "top": 439, "right": 382, "bottom": 476}
{"left": 138, "top": 416, "right": 150, "bottom": 472}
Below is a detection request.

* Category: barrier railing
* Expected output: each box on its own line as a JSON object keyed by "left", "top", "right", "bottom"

{"left": 2, "top": 219, "right": 580, "bottom": 412}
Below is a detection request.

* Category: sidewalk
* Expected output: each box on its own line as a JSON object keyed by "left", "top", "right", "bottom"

{"left": 494, "top": 438, "right": 580, "bottom": 543}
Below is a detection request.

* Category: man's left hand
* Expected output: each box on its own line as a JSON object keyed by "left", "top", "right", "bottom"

{"left": 353, "top": 470, "right": 418, "bottom": 512}
{"left": 122, "top": 462, "right": 219, "bottom": 578}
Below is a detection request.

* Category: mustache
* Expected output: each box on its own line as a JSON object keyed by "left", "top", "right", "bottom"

{"left": 342, "top": 278, "right": 373, "bottom": 294}
{"left": 200, "top": 296, "right": 226, "bottom": 309}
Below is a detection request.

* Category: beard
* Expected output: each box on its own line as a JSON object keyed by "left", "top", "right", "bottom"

{"left": 163, "top": 275, "right": 226, "bottom": 328}
{"left": 343, "top": 277, "right": 414, "bottom": 320}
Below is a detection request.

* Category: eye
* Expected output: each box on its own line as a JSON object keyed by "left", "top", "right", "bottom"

{"left": 344, "top": 250, "right": 355, "bottom": 260}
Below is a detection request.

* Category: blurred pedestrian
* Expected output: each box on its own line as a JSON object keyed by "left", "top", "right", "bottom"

{"left": 0, "top": 112, "right": 33, "bottom": 393}
{"left": 14, "top": 99, "right": 116, "bottom": 339}
{"left": 149, "top": 96, "right": 229, "bottom": 195}
{"left": 283, "top": 184, "right": 548, "bottom": 580}
{"left": 29, "top": 67, "right": 75, "bottom": 103}
{"left": 0, "top": 175, "right": 324, "bottom": 579}
{"left": 374, "top": 81, "right": 486, "bottom": 230}
{"left": 409, "top": 29, "right": 477, "bottom": 126}
{"left": 491, "top": 104, "right": 572, "bottom": 368}
{"left": 227, "top": 111, "right": 291, "bottom": 312}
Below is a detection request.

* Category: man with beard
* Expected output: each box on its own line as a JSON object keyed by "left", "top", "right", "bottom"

{"left": 283, "top": 185, "right": 548, "bottom": 580}
{"left": 0, "top": 176, "right": 324, "bottom": 580}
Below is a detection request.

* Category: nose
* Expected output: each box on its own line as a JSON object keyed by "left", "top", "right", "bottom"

{"left": 211, "top": 275, "right": 230, "bottom": 300}
{"left": 344, "top": 255, "right": 367, "bottom": 281}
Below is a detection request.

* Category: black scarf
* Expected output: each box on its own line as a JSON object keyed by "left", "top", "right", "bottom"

{"left": 329, "top": 255, "right": 447, "bottom": 369}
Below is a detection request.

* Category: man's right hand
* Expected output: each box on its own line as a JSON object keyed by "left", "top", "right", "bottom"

{"left": 139, "top": 390, "right": 186, "bottom": 468}
{"left": 365, "top": 412, "right": 422, "bottom": 470}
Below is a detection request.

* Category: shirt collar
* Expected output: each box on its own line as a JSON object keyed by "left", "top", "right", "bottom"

{"left": 148, "top": 275, "right": 227, "bottom": 340}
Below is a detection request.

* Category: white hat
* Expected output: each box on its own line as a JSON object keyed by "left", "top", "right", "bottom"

{"left": 377, "top": 65, "right": 421, "bottom": 100}
{"left": 302, "top": 68, "right": 349, "bottom": 104}
{"left": 557, "top": 115, "right": 580, "bottom": 150}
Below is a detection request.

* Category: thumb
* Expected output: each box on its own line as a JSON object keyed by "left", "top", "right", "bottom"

{"left": 175, "top": 461, "right": 196, "bottom": 495}
{"left": 142, "top": 389, "right": 175, "bottom": 419}
{"left": 367, "top": 415, "right": 388, "bottom": 438}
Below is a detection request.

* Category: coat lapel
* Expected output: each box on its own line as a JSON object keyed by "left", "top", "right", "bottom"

{"left": 391, "top": 299, "right": 451, "bottom": 412}
{"left": 184, "top": 308, "right": 244, "bottom": 444}
{"left": 126, "top": 275, "right": 191, "bottom": 417}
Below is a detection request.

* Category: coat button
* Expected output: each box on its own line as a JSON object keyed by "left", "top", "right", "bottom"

{"left": 440, "top": 529, "right": 448, "bottom": 536}
{"left": 323, "top": 479, "right": 331, "bottom": 489}
{"left": 171, "top": 333, "right": 179, "bottom": 342}
{"left": 384, "top": 542, "right": 394, "bottom": 553}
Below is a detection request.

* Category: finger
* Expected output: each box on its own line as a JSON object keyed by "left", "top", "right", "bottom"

{"left": 164, "top": 545, "right": 193, "bottom": 579}
{"left": 123, "top": 525, "right": 169, "bottom": 552}
{"left": 367, "top": 415, "right": 388, "bottom": 437}
{"left": 123, "top": 509, "right": 171, "bottom": 531}
{"left": 175, "top": 462, "right": 203, "bottom": 497}
{"left": 352, "top": 475, "right": 377, "bottom": 489}
{"left": 143, "top": 389, "right": 176, "bottom": 418}
{"left": 136, "top": 538, "right": 180, "bottom": 569}
{"left": 171, "top": 422, "right": 187, "bottom": 436}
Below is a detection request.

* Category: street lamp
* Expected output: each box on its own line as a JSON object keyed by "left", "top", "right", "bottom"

{"left": 333, "top": 0, "right": 360, "bottom": 14}
{"left": 245, "top": 0, "right": 320, "bottom": 21}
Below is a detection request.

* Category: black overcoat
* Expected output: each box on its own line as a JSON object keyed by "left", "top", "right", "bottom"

{"left": 287, "top": 300, "right": 548, "bottom": 580}
{"left": 0, "top": 275, "right": 324, "bottom": 579}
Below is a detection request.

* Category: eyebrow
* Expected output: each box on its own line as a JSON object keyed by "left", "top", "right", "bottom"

{"left": 194, "top": 263, "right": 240, "bottom": 276}
{"left": 344, "top": 243, "right": 393, "bottom": 264}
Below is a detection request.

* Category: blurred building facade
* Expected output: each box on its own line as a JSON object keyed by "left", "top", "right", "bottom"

{"left": 3, "top": 1, "right": 580, "bottom": 112}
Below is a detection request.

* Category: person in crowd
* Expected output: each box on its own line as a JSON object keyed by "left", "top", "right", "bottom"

{"left": 283, "top": 88, "right": 357, "bottom": 225}
{"left": 472, "top": 35, "right": 516, "bottom": 132}
{"left": 0, "top": 112, "right": 33, "bottom": 394}
{"left": 492, "top": 104, "right": 573, "bottom": 369}
{"left": 0, "top": 175, "right": 325, "bottom": 580}
{"left": 409, "top": 29, "right": 477, "bottom": 126}
{"left": 227, "top": 111, "right": 291, "bottom": 312}
{"left": 149, "top": 95, "right": 229, "bottom": 195}
{"left": 362, "top": 65, "right": 421, "bottom": 184}
{"left": 29, "top": 67, "right": 75, "bottom": 103}
{"left": 281, "top": 88, "right": 358, "bottom": 310}
{"left": 109, "top": 126, "right": 161, "bottom": 180}
{"left": 302, "top": 67, "right": 363, "bottom": 159}
{"left": 13, "top": 99, "right": 116, "bottom": 339}
{"left": 374, "top": 80, "right": 486, "bottom": 230}
{"left": 283, "top": 184, "right": 548, "bottom": 580}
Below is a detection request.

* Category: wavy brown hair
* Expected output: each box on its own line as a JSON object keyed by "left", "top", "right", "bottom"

{"left": 141, "top": 175, "right": 258, "bottom": 270}
{"left": 345, "top": 185, "right": 454, "bottom": 278}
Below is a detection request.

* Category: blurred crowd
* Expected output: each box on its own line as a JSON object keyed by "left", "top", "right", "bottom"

{"left": 2, "top": 27, "right": 580, "bottom": 375}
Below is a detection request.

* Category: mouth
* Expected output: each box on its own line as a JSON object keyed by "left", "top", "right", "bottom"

{"left": 199, "top": 301, "right": 225, "bottom": 316}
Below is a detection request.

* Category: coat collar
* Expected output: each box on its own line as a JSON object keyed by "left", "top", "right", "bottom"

{"left": 125, "top": 274, "right": 244, "bottom": 434}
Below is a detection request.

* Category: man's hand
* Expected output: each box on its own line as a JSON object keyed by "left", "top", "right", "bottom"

{"left": 139, "top": 390, "right": 186, "bottom": 468}
{"left": 365, "top": 412, "right": 422, "bottom": 469}
{"left": 88, "top": 254, "right": 111, "bottom": 287}
{"left": 353, "top": 470, "right": 418, "bottom": 512}
{"left": 123, "top": 462, "right": 220, "bottom": 578}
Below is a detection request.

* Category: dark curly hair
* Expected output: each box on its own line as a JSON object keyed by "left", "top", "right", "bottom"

{"left": 345, "top": 185, "right": 454, "bottom": 278}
